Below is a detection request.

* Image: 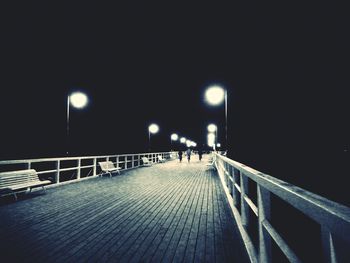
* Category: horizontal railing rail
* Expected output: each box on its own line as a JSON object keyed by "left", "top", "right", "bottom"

{"left": 213, "top": 152, "right": 350, "bottom": 263}
{"left": 0, "top": 151, "right": 175, "bottom": 186}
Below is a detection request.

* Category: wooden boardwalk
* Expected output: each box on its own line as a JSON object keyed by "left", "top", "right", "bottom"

{"left": 0, "top": 156, "right": 249, "bottom": 263}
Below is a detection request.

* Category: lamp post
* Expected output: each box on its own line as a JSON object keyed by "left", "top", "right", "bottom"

{"left": 148, "top": 123, "right": 159, "bottom": 152}
{"left": 205, "top": 85, "right": 227, "bottom": 152}
{"left": 170, "top": 133, "right": 178, "bottom": 150}
{"left": 66, "top": 91, "right": 88, "bottom": 155}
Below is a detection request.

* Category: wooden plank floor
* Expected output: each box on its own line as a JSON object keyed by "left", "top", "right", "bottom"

{"left": 0, "top": 156, "right": 249, "bottom": 263}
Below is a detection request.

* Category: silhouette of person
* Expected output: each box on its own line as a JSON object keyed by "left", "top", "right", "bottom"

{"left": 178, "top": 150, "right": 183, "bottom": 162}
{"left": 198, "top": 149, "right": 203, "bottom": 161}
{"left": 186, "top": 148, "right": 191, "bottom": 162}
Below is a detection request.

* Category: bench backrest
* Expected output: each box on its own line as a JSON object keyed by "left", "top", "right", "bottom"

{"left": 0, "top": 169, "right": 38, "bottom": 189}
{"left": 141, "top": 157, "right": 150, "bottom": 164}
{"left": 99, "top": 161, "right": 116, "bottom": 171}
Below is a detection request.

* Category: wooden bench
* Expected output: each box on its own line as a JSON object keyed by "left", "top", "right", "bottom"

{"left": 0, "top": 169, "right": 51, "bottom": 201}
{"left": 98, "top": 161, "right": 121, "bottom": 178}
{"left": 157, "top": 155, "right": 165, "bottom": 163}
{"left": 141, "top": 157, "right": 152, "bottom": 166}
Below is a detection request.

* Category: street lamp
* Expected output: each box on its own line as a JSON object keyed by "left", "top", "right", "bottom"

{"left": 170, "top": 133, "right": 178, "bottom": 150}
{"left": 180, "top": 137, "right": 186, "bottom": 144}
{"left": 205, "top": 85, "right": 228, "bottom": 152}
{"left": 67, "top": 91, "right": 88, "bottom": 155}
{"left": 148, "top": 123, "right": 159, "bottom": 151}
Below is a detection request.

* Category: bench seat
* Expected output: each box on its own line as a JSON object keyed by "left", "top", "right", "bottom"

{"left": 0, "top": 169, "right": 51, "bottom": 201}
{"left": 141, "top": 157, "right": 152, "bottom": 166}
{"left": 98, "top": 161, "right": 121, "bottom": 178}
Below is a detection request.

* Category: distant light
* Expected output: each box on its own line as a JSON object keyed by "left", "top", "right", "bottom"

{"left": 180, "top": 137, "right": 186, "bottom": 143}
{"left": 207, "top": 133, "right": 215, "bottom": 147}
{"left": 70, "top": 92, "right": 88, "bottom": 109}
{"left": 191, "top": 142, "right": 197, "bottom": 147}
{"left": 171, "top": 133, "right": 178, "bottom": 141}
{"left": 205, "top": 85, "right": 225, "bottom": 106}
{"left": 186, "top": 140, "right": 192, "bottom": 147}
{"left": 217, "top": 143, "right": 221, "bottom": 147}
{"left": 148, "top": 124, "right": 159, "bottom": 134}
{"left": 207, "top": 124, "right": 217, "bottom": 133}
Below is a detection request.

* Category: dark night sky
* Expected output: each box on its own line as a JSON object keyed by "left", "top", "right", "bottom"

{"left": 1, "top": 2, "right": 349, "bottom": 204}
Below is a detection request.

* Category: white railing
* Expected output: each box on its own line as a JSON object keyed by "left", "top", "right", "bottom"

{"left": 0, "top": 152, "right": 174, "bottom": 186}
{"left": 213, "top": 153, "right": 350, "bottom": 263}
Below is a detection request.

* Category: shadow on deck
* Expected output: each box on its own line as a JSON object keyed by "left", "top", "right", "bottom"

{"left": 0, "top": 156, "right": 249, "bottom": 263}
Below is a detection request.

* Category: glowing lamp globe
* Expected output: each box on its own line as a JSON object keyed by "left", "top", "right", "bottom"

{"left": 205, "top": 85, "right": 225, "bottom": 106}
{"left": 171, "top": 133, "right": 179, "bottom": 141}
{"left": 207, "top": 124, "right": 217, "bottom": 133}
{"left": 148, "top": 124, "right": 159, "bottom": 134}
{"left": 70, "top": 92, "right": 88, "bottom": 109}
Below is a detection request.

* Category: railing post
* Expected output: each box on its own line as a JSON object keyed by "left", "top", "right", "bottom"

{"left": 227, "top": 165, "right": 233, "bottom": 195}
{"left": 26, "top": 162, "right": 31, "bottom": 170}
{"left": 240, "top": 172, "right": 249, "bottom": 227}
{"left": 116, "top": 156, "right": 119, "bottom": 169}
{"left": 93, "top": 158, "right": 97, "bottom": 176}
{"left": 138, "top": 155, "right": 140, "bottom": 167}
{"left": 77, "top": 159, "right": 81, "bottom": 180}
{"left": 232, "top": 168, "right": 239, "bottom": 206}
{"left": 258, "top": 185, "right": 271, "bottom": 263}
{"left": 55, "top": 160, "right": 60, "bottom": 184}
{"left": 125, "top": 156, "right": 128, "bottom": 169}
{"left": 321, "top": 226, "right": 338, "bottom": 263}
{"left": 226, "top": 163, "right": 230, "bottom": 187}
{"left": 132, "top": 155, "right": 134, "bottom": 168}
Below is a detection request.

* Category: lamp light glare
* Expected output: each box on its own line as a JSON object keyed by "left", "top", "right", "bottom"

{"left": 205, "top": 85, "right": 225, "bottom": 105}
{"left": 148, "top": 124, "right": 159, "bottom": 134}
{"left": 207, "top": 124, "right": 217, "bottom": 133}
{"left": 180, "top": 137, "right": 186, "bottom": 143}
{"left": 207, "top": 133, "right": 215, "bottom": 147}
{"left": 171, "top": 133, "right": 178, "bottom": 141}
{"left": 70, "top": 92, "right": 88, "bottom": 109}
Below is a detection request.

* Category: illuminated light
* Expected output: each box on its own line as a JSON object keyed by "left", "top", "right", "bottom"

{"left": 205, "top": 85, "right": 225, "bottom": 105}
{"left": 207, "top": 124, "right": 217, "bottom": 133}
{"left": 186, "top": 140, "right": 192, "bottom": 147}
{"left": 70, "top": 92, "right": 88, "bottom": 109}
{"left": 217, "top": 143, "right": 221, "bottom": 147}
{"left": 171, "top": 133, "right": 178, "bottom": 141}
{"left": 148, "top": 124, "right": 159, "bottom": 134}
{"left": 180, "top": 137, "right": 186, "bottom": 143}
{"left": 191, "top": 142, "right": 197, "bottom": 147}
{"left": 207, "top": 133, "right": 215, "bottom": 147}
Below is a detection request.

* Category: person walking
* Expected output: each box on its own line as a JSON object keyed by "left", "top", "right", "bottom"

{"left": 198, "top": 149, "right": 203, "bottom": 161}
{"left": 186, "top": 148, "right": 191, "bottom": 163}
{"left": 178, "top": 150, "right": 183, "bottom": 162}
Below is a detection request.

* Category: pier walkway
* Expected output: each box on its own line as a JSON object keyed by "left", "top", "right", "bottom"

{"left": 0, "top": 156, "right": 249, "bottom": 263}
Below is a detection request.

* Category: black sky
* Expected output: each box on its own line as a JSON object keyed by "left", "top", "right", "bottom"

{"left": 1, "top": 2, "right": 349, "bottom": 204}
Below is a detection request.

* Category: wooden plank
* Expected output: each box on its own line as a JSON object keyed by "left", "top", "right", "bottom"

{"left": 0, "top": 157, "right": 250, "bottom": 263}
{"left": 127, "top": 167, "right": 203, "bottom": 262}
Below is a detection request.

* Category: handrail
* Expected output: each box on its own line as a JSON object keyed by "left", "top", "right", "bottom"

{"left": 213, "top": 152, "right": 350, "bottom": 263}
{"left": 0, "top": 151, "right": 174, "bottom": 186}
